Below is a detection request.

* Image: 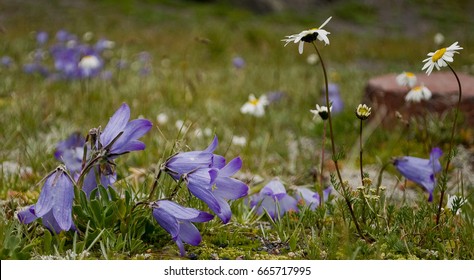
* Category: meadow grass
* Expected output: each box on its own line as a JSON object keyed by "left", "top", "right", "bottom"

{"left": 1, "top": 0, "right": 473, "bottom": 259}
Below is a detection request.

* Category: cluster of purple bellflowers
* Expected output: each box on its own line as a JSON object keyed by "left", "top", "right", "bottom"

{"left": 18, "top": 103, "right": 152, "bottom": 232}
{"left": 18, "top": 30, "right": 151, "bottom": 81}
{"left": 21, "top": 30, "right": 111, "bottom": 80}
{"left": 17, "top": 103, "right": 252, "bottom": 256}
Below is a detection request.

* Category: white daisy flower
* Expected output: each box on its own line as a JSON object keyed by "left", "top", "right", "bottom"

{"left": 355, "top": 104, "right": 371, "bottom": 120}
{"left": 396, "top": 71, "right": 417, "bottom": 88}
{"left": 310, "top": 104, "right": 332, "bottom": 120}
{"left": 240, "top": 94, "right": 269, "bottom": 117}
{"left": 405, "top": 85, "right": 432, "bottom": 102}
{"left": 282, "top": 16, "right": 332, "bottom": 54}
{"left": 422, "top": 42, "right": 463, "bottom": 75}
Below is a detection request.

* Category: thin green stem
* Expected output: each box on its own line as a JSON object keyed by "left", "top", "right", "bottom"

{"left": 148, "top": 168, "right": 163, "bottom": 201}
{"left": 319, "top": 120, "right": 327, "bottom": 205}
{"left": 436, "top": 64, "right": 462, "bottom": 226}
{"left": 359, "top": 119, "right": 364, "bottom": 186}
{"left": 311, "top": 42, "right": 364, "bottom": 238}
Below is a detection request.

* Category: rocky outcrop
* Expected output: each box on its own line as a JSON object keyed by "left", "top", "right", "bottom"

{"left": 364, "top": 72, "right": 474, "bottom": 125}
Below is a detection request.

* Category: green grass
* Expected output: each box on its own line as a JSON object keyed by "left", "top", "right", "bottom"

{"left": 1, "top": 0, "right": 474, "bottom": 260}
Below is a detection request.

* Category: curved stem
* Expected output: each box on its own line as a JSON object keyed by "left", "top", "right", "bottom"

{"left": 311, "top": 42, "right": 364, "bottom": 238}
{"left": 436, "top": 64, "right": 462, "bottom": 225}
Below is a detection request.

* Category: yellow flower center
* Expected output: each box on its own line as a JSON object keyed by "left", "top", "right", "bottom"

{"left": 413, "top": 86, "right": 421, "bottom": 91}
{"left": 406, "top": 72, "right": 415, "bottom": 77}
{"left": 250, "top": 99, "right": 259, "bottom": 105}
{"left": 432, "top": 48, "right": 446, "bottom": 62}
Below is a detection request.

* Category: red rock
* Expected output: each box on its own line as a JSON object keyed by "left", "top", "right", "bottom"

{"left": 364, "top": 72, "right": 474, "bottom": 125}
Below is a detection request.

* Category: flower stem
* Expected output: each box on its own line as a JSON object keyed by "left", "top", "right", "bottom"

{"left": 436, "top": 64, "right": 462, "bottom": 226}
{"left": 319, "top": 120, "right": 326, "bottom": 205}
{"left": 148, "top": 168, "right": 163, "bottom": 201}
{"left": 311, "top": 42, "right": 363, "bottom": 238}
{"left": 359, "top": 119, "right": 364, "bottom": 186}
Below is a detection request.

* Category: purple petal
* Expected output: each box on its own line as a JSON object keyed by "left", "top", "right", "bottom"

{"left": 165, "top": 151, "right": 213, "bottom": 177}
{"left": 214, "top": 177, "right": 248, "bottom": 200}
{"left": 41, "top": 210, "right": 64, "bottom": 234}
{"left": 17, "top": 205, "right": 38, "bottom": 224}
{"left": 187, "top": 183, "right": 221, "bottom": 214}
{"left": 111, "top": 140, "right": 146, "bottom": 155}
{"left": 100, "top": 103, "right": 130, "bottom": 147}
{"left": 110, "top": 119, "right": 152, "bottom": 154}
{"left": 261, "top": 179, "right": 287, "bottom": 197}
{"left": 156, "top": 200, "right": 213, "bottom": 222}
{"left": 178, "top": 221, "right": 202, "bottom": 246}
{"left": 203, "top": 135, "right": 218, "bottom": 153}
{"left": 175, "top": 239, "right": 186, "bottom": 257}
{"left": 278, "top": 195, "right": 299, "bottom": 215}
{"left": 212, "top": 155, "right": 226, "bottom": 169}
{"left": 215, "top": 197, "right": 232, "bottom": 224}
{"left": 152, "top": 208, "right": 179, "bottom": 239}
{"left": 35, "top": 172, "right": 59, "bottom": 217}
{"left": 52, "top": 173, "right": 75, "bottom": 231}
{"left": 218, "top": 157, "right": 242, "bottom": 177}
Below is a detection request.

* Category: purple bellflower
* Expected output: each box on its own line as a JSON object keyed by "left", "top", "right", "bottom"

{"left": 163, "top": 136, "right": 225, "bottom": 180}
{"left": 249, "top": 179, "right": 298, "bottom": 220}
{"left": 184, "top": 157, "right": 248, "bottom": 224}
{"left": 393, "top": 147, "right": 443, "bottom": 201}
{"left": 98, "top": 103, "right": 153, "bottom": 158}
{"left": 152, "top": 200, "right": 214, "bottom": 256}
{"left": 18, "top": 167, "right": 75, "bottom": 233}
{"left": 294, "top": 186, "right": 331, "bottom": 210}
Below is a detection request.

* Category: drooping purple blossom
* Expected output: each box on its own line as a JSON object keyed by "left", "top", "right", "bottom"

{"left": 183, "top": 157, "right": 248, "bottom": 224}
{"left": 249, "top": 179, "right": 299, "bottom": 220}
{"left": 152, "top": 200, "right": 214, "bottom": 256}
{"left": 163, "top": 136, "right": 224, "bottom": 180}
{"left": 294, "top": 186, "right": 332, "bottom": 210}
{"left": 393, "top": 147, "right": 443, "bottom": 201}
{"left": 18, "top": 167, "right": 75, "bottom": 233}
{"left": 164, "top": 137, "right": 248, "bottom": 223}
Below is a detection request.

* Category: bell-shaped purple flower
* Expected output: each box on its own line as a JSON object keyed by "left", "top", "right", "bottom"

{"left": 184, "top": 157, "right": 249, "bottom": 224}
{"left": 99, "top": 103, "right": 153, "bottom": 157}
{"left": 152, "top": 200, "right": 213, "bottom": 256}
{"left": 18, "top": 167, "right": 75, "bottom": 233}
{"left": 249, "top": 179, "right": 298, "bottom": 220}
{"left": 164, "top": 136, "right": 224, "bottom": 180}
{"left": 294, "top": 186, "right": 332, "bottom": 210}
{"left": 393, "top": 147, "right": 443, "bottom": 201}
{"left": 212, "top": 157, "right": 249, "bottom": 223}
